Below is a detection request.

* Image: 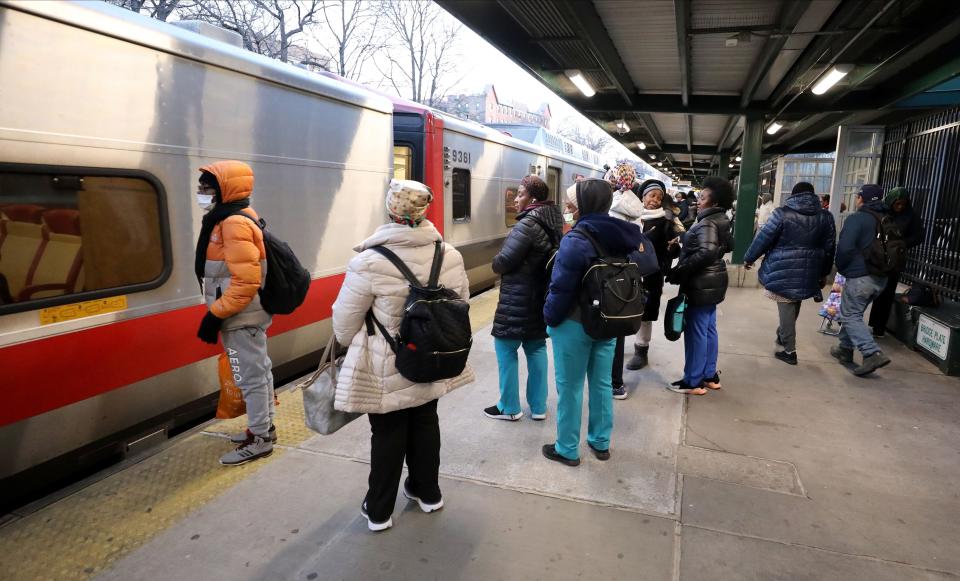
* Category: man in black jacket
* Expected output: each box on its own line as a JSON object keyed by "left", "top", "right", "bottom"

{"left": 666, "top": 177, "right": 732, "bottom": 395}
{"left": 484, "top": 175, "right": 564, "bottom": 421}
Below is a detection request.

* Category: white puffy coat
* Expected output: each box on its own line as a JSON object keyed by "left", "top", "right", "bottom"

{"left": 609, "top": 189, "right": 644, "bottom": 225}
{"left": 332, "top": 221, "right": 474, "bottom": 414}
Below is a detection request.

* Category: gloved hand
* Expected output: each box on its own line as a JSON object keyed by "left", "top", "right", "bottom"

{"left": 197, "top": 311, "right": 224, "bottom": 344}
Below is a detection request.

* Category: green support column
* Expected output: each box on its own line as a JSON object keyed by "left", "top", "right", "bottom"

{"left": 718, "top": 151, "right": 730, "bottom": 181}
{"left": 732, "top": 115, "right": 764, "bottom": 264}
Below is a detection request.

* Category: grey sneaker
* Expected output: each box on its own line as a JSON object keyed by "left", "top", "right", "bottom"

{"left": 830, "top": 345, "right": 854, "bottom": 364}
{"left": 854, "top": 351, "right": 891, "bottom": 376}
{"left": 219, "top": 435, "right": 273, "bottom": 466}
{"left": 229, "top": 425, "right": 278, "bottom": 444}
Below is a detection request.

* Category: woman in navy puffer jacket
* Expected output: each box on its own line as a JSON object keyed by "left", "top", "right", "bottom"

{"left": 744, "top": 182, "right": 836, "bottom": 365}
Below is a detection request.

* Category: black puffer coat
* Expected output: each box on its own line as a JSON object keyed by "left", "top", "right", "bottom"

{"left": 670, "top": 207, "right": 731, "bottom": 306}
{"left": 492, "top": 202, "right": 564, "bottom": 339}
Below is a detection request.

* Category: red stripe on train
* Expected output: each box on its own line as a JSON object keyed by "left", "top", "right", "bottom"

{"left": 0, "top": 274, "right": 345, "bottom": 427}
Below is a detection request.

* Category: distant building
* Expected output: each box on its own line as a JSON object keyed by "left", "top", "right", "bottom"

{"left": 437, "top": 85, "right": 552, "bottom": 128}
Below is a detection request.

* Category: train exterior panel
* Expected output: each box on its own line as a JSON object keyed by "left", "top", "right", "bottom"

{"left": 0, "top": 0, "right": 393, "bottom": 483}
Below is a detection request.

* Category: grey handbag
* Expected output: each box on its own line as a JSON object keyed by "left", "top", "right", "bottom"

{"left": 301, "top": 335, "right": 361, "bottom": 435}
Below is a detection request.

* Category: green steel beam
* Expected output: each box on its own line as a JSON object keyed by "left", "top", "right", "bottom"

{"left": 732, "top": 116, "right": 764, "bottom": 264}
{"left": 718, "top": 151, "right": 730, "bottom": 181}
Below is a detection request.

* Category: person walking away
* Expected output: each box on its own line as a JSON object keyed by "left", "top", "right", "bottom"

{"left": 755, "top": 193, "right": 775, "bottom": 233}
{"left": 194, "top": 161, "right": 277, "bottom": 466}
{"left": 831, "top": 184, "right": 893, "bottom": 376}
{"left": 665, "top": 177, "right": 733, "bottom": 395}
{"left": 542, "top": 179, "right": 647, "bottom": 465}
{"left": 625, "top": 180, "right": 682, "bottom": 373}
{"left": 868, "top": 187, "right": 924, "bottom": 337}
{"left": 485, "top": 175, "right": 563, "bottom": 421}
{"left": 607, "top": 179, "right": 645, "bottom": 399}
{"left": 332, "top": 179, "right": 473, "bottom": 531}
{"left": 744, "top": 182, "right": 836, "bottom": 365}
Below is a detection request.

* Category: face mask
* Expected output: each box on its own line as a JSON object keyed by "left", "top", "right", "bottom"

{"left": 563, "top": 212, "right": 575, "bottom": 225}
{"left": 196, "top": 193, "right": 215, "bottom": 210}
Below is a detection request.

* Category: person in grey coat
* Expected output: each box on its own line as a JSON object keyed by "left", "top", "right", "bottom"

{"left": 485, "top": 175, "right": 564, "bottom": 421}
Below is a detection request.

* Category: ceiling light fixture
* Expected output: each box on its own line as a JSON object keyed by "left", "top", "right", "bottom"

{"left": 649, "top": 153, "right": 656, "bottom": 159}
{"left": 735, "top": 155, "right": 742, "bottom": 162}
{"left": 636, "top": 141, "right": 646, "bottom": 150}
{"left": 811, "top": 64, "right": 853, "bottom": 95}
{"left": 565, "top": 70, "right": 596, "bottom": 98}
{"left": 615, "top": 120, "right": 630, "bottom": 133}
{"left": 729, "top": 163, "right": 734, "bottom": 168}
{"left": 766, "top": 122, "right": 783, "bottom": 135}
{"left": 658, "top": 162, "right": 663, "bottom": 167}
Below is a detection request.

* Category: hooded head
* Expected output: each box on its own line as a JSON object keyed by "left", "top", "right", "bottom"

{"left": 884, "top": 187, "right": 911, "bottom": 213}
{"left": 566, "top": 178, "right": 612, "bottom": 218}
{"left": 198, "top": 160, "right": 254, "bottom": 204}
{"left": 386, "top": 179, "right": 433, "bottom": 227}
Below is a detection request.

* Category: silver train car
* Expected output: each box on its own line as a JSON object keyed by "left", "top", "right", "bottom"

{"left": 0, "top": 0, "right": 603, "bottom": 503}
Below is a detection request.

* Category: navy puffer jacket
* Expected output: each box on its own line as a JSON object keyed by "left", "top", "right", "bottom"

{"left": 492, "top": 202, "right": 564, "bottom": 339}
{"left": 744, "top": 191, "right": 836, "bottom": 300}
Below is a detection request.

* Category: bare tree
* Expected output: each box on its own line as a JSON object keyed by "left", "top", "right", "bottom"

{"left": 311, "top": 0, "right": 384, "bottom": 80}
{"left": 105, "top": 0, "right": 194, "bottom": 21}
{"left": 556, "top": 118, "right": 616, "bottom": 155}
{"left": 178, "top": 0, "right": 324, "bottom": 63}
{"left": 374, "top": 0, "right": 462, "bottom": 106}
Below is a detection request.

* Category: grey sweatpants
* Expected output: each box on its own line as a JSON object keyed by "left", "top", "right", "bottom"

{"left": 221, "top": 325, "right": 275, "bottom": 436}
{"left": 776, "top": 301, "right": 802, "bottom": 353}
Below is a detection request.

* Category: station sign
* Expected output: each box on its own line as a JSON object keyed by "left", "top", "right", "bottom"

{"left": 917, "top": 314, "right": 949, "bottom": 360}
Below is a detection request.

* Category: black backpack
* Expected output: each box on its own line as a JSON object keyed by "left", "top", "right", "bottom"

{"left": 365, "top": 241, "right": 472, "bottom": 383}
{"left": 236, "top": 214, "right": 311, "bottom": 315}
{"left": 863, "top": 210, "right": 907, "bottom": 276}
{"left": 574, "top": 229, "right": 647, "bottom": 340}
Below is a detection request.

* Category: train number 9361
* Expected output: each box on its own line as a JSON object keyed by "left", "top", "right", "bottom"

{"left": 449, "top": 149, "right": 472, "bottom": 164}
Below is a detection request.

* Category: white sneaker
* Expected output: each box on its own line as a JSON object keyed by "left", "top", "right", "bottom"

{"left": 402, "top": 478, "right": 444, "bottom": 513}
{"left": 530, "top": 412, "right": 547, "bottom": 421}
{"left": 361, "top": 502, "right": 393, "bottom": 532}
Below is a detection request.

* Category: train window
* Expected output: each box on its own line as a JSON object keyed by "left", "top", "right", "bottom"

{"left": 393, "top": 145, "right": 413, "bottom": 181}
{"left": 546, "top": 167, "right": 561, "bottom": 202}
{"left": 452, "top": 168, "right": 470, "bottom": 223}
{"left": 504, "top": 187, "right": 519, "bottom": 227}
{"left": 0, "top": 166, "right": 169, "bottom": 314}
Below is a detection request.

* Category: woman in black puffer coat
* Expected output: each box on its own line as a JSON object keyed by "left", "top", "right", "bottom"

{"left": 666, "top": 177, "right": 733, "bottom": 395}
{"left": 484, "top": 175, "right": 564, "bottom": 422}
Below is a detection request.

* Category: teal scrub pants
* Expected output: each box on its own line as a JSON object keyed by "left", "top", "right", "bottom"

{"left": 494, "top": 337, "right": 548, "bottom": 416}
{"left": 547, "top": 319, "right": 615, "bottom": 460}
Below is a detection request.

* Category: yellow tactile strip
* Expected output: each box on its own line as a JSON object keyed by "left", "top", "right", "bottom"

{"left": 0, "top": 384, "right": 314, "bottom": 581}
{"left": 0, "top": 289, "right": 499, "bottom": 581}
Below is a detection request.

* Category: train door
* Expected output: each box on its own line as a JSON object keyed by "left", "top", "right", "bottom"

{"left": 546, "top": 166, "right": 561, "bottom": 202}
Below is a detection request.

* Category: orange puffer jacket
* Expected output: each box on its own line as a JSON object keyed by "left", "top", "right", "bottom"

{"left": 200, "top": 160, "right": 270, "bottom": 330}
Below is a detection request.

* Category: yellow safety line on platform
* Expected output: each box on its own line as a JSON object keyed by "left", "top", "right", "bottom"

{"left": 0, "top": 288, "right": 500, "bottom": 581}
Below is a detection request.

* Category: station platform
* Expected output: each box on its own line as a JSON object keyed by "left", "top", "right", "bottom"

{"left": 1, "top": 285, "right": 958, "bottom": 581}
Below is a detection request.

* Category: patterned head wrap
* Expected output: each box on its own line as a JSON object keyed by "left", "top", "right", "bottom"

{"left": 386, "top": 179, "right": 433, "bottom": 227}
{"left": 608, "top": 162, "right": 637, "bottom": 191}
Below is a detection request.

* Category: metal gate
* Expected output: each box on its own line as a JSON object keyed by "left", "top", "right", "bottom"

{"left": 880, "top": 107, "right": 960, "bottom": 301}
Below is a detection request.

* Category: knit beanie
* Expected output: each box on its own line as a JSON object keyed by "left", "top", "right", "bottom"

{"left": 386, "top": 179, "right": 433, "bottom": 227}
{"left": 638, "top": 179, "right": 666, "bottom": 198}
{"left": 884, "top": 187, "right": 910, "bottom": 206}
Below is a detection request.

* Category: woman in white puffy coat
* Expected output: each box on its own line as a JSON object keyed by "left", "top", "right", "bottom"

{"left": 332, "top": 179, "right": 473, "bottom": 532}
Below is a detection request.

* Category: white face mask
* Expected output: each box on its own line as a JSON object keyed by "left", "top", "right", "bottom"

{"left": 196, "top": 193, "right": 215, "bottom": 210}
{"left": 563, "top": 212, "right": 575, "bottom": 225}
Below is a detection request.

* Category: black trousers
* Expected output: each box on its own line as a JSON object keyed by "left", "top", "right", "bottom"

{"left": 868, "top": 272, "right": 900, "bottom": 332}
{"left": 613, "top": 336, "right": 625, "bottom": 388}
{"left": 365, "top": 399, "right": 441, "bottom": 522}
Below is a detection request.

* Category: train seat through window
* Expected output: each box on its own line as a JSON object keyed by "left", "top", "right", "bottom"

{"left": 0, "top": 204, "right": 48, "bottom": 302}
{"left": 17, "top": 209, "right": 84, "bottom": 301}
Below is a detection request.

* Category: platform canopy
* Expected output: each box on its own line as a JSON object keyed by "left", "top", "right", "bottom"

{"left": 437, "top": 0, "right": 960, "bottom": 185}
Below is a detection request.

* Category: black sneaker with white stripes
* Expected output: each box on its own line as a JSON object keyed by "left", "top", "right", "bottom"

{"left": 483, "top": 405, "right": 522, "bottom": 421}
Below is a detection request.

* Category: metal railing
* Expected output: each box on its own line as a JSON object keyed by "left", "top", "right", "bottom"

{"left": 880, "top": 107, "right": 960, "bottom": 301}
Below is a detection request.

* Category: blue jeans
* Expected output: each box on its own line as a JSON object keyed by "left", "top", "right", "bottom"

{"left": 838, "top": 274, "right": 887, "bottom": 356}
{"left": 547, "top": 319, "right": 615, "bottom": 460}
{"left": 683, "top": 304, "right": 718, "bottom": 386}
{"left": 494, "top": 337, "right": 548, "bottom": 416}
